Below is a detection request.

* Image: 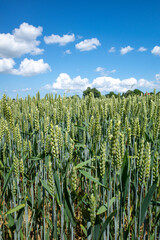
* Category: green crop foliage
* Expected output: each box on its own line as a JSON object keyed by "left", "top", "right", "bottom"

{"left": 0, "top": 91, "right": 160, "bottom": 239}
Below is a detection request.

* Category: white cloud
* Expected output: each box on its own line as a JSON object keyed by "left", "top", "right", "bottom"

{"left": 151, "top": 46, "right": 160, "bottom": 56}
{"left": 120, "top": 77, "right": 137, "bottom": 86}
{"left": 110, "top": 69, "right": 116, "bottom": 74}
{"left": 0, "top": 22, "right": 43, "bottom": 58}
{"left": 138, "top": 47, "right": 147, "bottom": 52}
{"left": 109, "top": 47, "right": 115, "bottom": 53}
{"left": 64, "top": 49, "right": 71, "bottom": 55}
{"left": 52, "top": 73, "right": 90, "bottom": 91}
{"left": 22, "top": 88, "right": 32, "bottom": 92}
{"left": 42, "top": 73, "right": 159, "bottom": 94}
{"left": 92, "top": 76, "right": 122, "bottom": 92}
{"left": 44, "top": 34, "right": 75, "bottom": 46}
{"left": 11, "top": 58, "right": 51, "bottom": 76}
{"left": 120, "top": 46, "right": 134, "bottom": 55}
{"left": 40, "top": 84, "right": 58, "bottom": 93}
{"left": 75, "top": 38, "right": 101, "bottom": 51}
{"left": 13, "top": 22, "right": 42, "bottom": 41}
{"left": 0, "top": 58, "right": 15, "bottom": 73}
{"left": 138, "top": 79, "right": 155, "bottom": 88}
{"left": 96, "top": 67, "right": 105, "bottom": 73}
{"left": 0, "top": 58, "right": 51, "bottom": 76}
{"left": 77, "top": 35, "right": 83, "bottom": 39}
{"left": 92, "top": 76, "right": 156, "bottom": 92}
{"left": 155, "top": 73, "right": 160, "bottom": 81}
{"left": 12, "top": 89, "right": 19, "bottom": 93}
{"left": 31, "top": 48, "right": 44, "bottom": 55}
{"left": 41, "top": 84, "right": 53, "bottom": 90}
{"left": 95, "top": 67, "right": 116, "bottom": 76}
{"left": 12, "top": 87, "right": 32, "bottom": 93}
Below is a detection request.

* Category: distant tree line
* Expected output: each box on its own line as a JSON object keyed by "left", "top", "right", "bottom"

{"left": 82, "top": 87, "right": 160, "bottom": 98}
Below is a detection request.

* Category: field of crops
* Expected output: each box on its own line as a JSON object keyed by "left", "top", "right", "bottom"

{"left": 0, "top": 91, "right": 160, "bottom": 239}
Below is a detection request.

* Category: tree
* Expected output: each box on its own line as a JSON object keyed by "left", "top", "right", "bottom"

{"left": 83, "top": 87, "right": 101, "bottom": 98}
{"left": 133, "top": 89, "right": 144, "bottom": 96}
{"left": 122, "top": 89, "right": 144, "bottom": 97}
{"left": 70, "top": 94, "right": 81, "bottom": 99}
{"left": 105, "top": 91, "right": 118, "bottom": 98}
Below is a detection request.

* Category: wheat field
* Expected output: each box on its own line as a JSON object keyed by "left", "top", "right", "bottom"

{"left": 0, "top": 91, "right": 160, "bottom": 239}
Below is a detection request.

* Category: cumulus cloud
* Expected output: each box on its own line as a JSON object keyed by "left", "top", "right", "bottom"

{"left": 11, "top": 58, "right": 51, "bottom": 76}
{"left": 52, "top": 73, "right": 90, "bottom": 91}
{"left": 75, "top": 38, "right": 101, "bottom": 51}
{"left": 0, "top": 57, "right": 51, "bottom": 76}
{"left": 0, "top": 58, "right": 15, "bottom": 73}
{"left": 138, "top": 47, "right": 147, "bottom": 52}
{"left": 13, "top": 23, "right": 42, "bottom": 41}
{"left": 42, "top": 73, "right": 158, "bottom": 94}
{"left": 0, "top": 22, "right": 43, "bottom": 58}
{"left": 151, "top": 46, "right": 160, "bottom": 56}
{"left": 44, "top": 34, "right": 75, "bottom": 46}
{"left": 92, "top": 76, "right": 156, "bottom": 92}
{"left": 120, "top": 46, "right": 134, "bottom": 55}
{"left": 138, "top": 79, "right": 155, "bottom": 88}
{"left": 109, "top": 47, "right": 116, "bottom": 53}
{"left": 92, "top": 76, "right": 121, "bottom": 91}
{"left": 120, "top": 77, "right": 137, "bottom": 86}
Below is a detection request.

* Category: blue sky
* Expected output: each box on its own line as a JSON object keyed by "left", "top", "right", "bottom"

{"left": 0, "top": 0, "right": 160, "bottom": 98}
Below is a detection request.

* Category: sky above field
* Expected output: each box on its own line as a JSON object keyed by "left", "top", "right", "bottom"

{"left": 0, "top": 0, "right": 160, "bottom": 98}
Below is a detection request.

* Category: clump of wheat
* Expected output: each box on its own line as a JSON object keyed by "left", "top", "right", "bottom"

{"left": 71, "top": 167, "right": 77, "bottom": 192}
{"left": 153, "top": 151, "right": 159, "bottom": 186}
{"left": 100, "top": 142, "right": 106, "bottom": 177}
{"left": 90, "top": 193, "right": 96, "bottom": 226}
{"left": 13, "top": 155, "right": 19, "bottom": 179}
{"left": 48, "top": 160, "right": 55, "bottom": 196}
{"left": 20, "top": 158, "right": 24, "bottom": 178}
